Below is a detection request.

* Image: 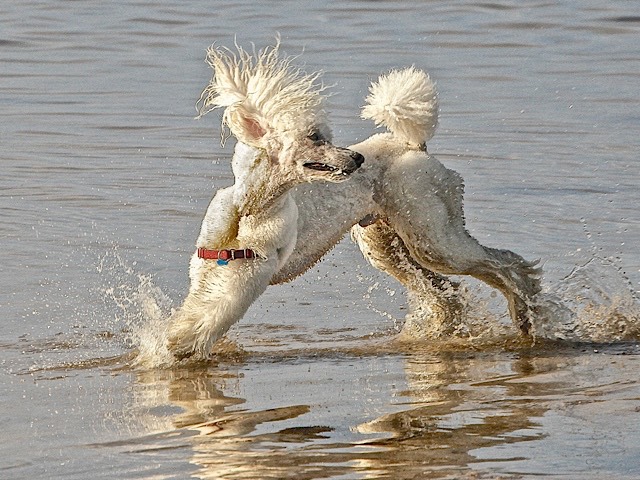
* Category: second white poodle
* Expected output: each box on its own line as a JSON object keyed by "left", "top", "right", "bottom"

{"left": 273, "top": 67, "right": 541, "bottom": 336}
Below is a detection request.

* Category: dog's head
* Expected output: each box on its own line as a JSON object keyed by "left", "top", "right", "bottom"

{"left": 196, "top": 41, "right": 363, "bottom": 184}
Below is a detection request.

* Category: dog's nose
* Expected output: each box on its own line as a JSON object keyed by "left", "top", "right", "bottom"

{"left": 351, "top": 151, "right": 365, "bottom": 167}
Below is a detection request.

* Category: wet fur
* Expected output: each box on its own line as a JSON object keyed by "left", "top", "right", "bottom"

{"left": 274, "top": 67, "right": 542, "bottom": 336}
{"left": 166, "top": 43, "right": 363, "bottom": 359}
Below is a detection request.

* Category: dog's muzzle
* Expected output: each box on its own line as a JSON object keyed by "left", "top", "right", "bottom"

{"left": 303, "top": 150, "right": 364, "bottom": 176}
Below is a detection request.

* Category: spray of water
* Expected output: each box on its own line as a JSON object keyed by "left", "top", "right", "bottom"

{"left": 532, "top": 256, "right": 640, "bottom": 342}
{"left": 394, "top": 256, "right": 640, "bottom": 347}
{"left": 97, "top": 244, "right": 640, "bottom": 367}
{"left": 97, "top": 248, "right": 176, "bottom": 368}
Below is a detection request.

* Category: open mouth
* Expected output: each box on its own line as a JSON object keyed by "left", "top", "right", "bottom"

{"left": 303, "top": 162, "right": 339, "bottom": 173}
{"left": 303, "top": 160, "right": 361, "bottom": 177}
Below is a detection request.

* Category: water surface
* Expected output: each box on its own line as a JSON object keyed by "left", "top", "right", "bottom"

{"left": 2, "top": 1, "right": 640, "bottom": 478}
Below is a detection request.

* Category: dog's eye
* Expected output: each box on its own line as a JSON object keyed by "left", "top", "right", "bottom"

{"left": 307, "top": 131, "right": 324, "bottom": 143}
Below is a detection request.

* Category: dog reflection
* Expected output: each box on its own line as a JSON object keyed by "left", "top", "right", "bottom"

{"left": 128, "top": 351, "right": 569, "bottom": 479}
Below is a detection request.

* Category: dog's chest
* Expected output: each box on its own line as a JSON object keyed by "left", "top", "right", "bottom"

{"left": 237, "top": 195, "right": 299, "bottom": 258}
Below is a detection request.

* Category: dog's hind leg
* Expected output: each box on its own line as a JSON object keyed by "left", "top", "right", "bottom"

{"left": 382, "top": 156, "right": 541, "bottom": 335}
{"left": 351, "top": 218, "right": 466, "bottom": 337}
{"left": 395, "top": 221, "right": 542, "bottom": 335}
{"left": 469, "top": 246, "right": 542, "bottom": 334}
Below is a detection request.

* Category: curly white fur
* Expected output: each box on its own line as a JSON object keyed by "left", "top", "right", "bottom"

{"left": 163, "top": 49, "right": 541, "bottom": 361}
{"left": 164, "top": 42, "right": 363, "bottom": 361}
{"left": 197, "top": 41, "right": 327, "bottom": 146}
{"left": 361, "top": 66, "right": 438, "bottom": 146}
{"left": 276, "top": 67, "right": 542, "bottom": 337}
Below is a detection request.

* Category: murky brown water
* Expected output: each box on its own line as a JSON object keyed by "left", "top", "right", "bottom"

{"left": 2, "top": 1, "right": 640, "bottom": 478}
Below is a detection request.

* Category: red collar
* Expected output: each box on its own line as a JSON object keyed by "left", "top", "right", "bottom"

{"left": 197, "top": 247, "right": 259, "bottom": 264}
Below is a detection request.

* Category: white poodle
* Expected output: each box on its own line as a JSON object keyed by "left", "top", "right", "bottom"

{"left": 273, "top": 67, "right": 542, "bottom": 337}
{"left": 167, "top": 41, "right": 542, "bottom": 360}
{"left": 166, "top": 44, "right": 363, "bottom": 359}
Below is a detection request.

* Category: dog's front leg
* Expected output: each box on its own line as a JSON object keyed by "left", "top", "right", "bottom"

{"left": 167, "top": 195, "right": 299, "bottom": 360}
{"left": 166, "top": 256, "right": 279, "bottom": 360}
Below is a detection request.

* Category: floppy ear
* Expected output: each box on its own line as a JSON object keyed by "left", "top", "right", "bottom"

{"left": 241, "top": 115, "right": 267, "bottom": 141}
{"left": 224, "top": 108, "right": 268, "bottom": 145}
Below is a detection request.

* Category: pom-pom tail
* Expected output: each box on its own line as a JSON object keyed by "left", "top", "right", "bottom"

{"left": 361, "top": 66, "right": 439, "bottom": 146}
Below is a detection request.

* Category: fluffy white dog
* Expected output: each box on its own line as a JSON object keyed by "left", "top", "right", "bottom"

{"left": 166, "top": 44, "right": 363, "bottom": 359}
{"left": 273, "top": 67, "right": 542, "bottom": 337}
{"left": 167, "top": 41, "right": 542, "bottom": 360}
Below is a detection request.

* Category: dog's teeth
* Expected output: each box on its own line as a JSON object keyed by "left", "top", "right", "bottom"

{"left": 304, "top": 162, "right": 340, "bottom": 173}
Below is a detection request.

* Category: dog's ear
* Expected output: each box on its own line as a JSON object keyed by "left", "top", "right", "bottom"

{"left": 225, "top": 108, "right": 269, "bottom": 145}
{"left": 241, "top": 115, "right": 267, "bottom": 141}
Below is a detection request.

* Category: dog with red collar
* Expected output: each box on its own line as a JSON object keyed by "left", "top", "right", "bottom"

{"left": 164, "top": 43, "right": 363, "bottom": 361}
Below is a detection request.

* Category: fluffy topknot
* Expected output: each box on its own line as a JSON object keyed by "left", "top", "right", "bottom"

{"left": 361, "top": 66, "right": 438, "bottom": 146}
{"left": 196, "top": 40, "right": 328, "bottom": 146}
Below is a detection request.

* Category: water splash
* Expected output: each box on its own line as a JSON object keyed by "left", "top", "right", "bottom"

{"left": 96, "top": 244, "right": 640, "bottom": 367}
{"left": 127, "top": 276, "right": 176, "bottom": 369}
{"left": 97, "top": 248, "right": 176, "bottom": 368}
{"left": 397, "top": 256, "right": 640, "bottom": 347}
{"left": 532, "top": 256, "right": 640, "bottom": 342}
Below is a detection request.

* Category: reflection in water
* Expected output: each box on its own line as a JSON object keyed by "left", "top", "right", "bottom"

{"left": 122, "top": 347, "right": 607, "bottom": 479}
{"left": 353, "top": 353, "right": 549, "bottom": 479}
{"left": 81, "top": 247, "right": 640, "bottom": 478}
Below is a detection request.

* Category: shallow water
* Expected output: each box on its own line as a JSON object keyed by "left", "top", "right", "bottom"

{"left": 2, "top": 0, "right": 640, "bottom": 478}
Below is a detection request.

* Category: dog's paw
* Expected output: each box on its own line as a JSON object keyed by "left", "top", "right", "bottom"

{"left": 166, "top": 337, "right": 195, "bottom": 361}
{"left": 166, "top": 315, "right": 201, "bottom": 360}
{"left": 167, "top": 312, "right": 223, "bottom": 361}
